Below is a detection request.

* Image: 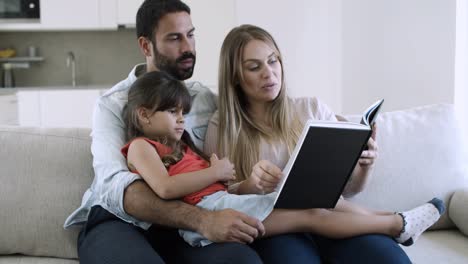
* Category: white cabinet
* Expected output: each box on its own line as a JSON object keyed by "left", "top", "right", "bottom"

{"left": 0, "top": 0, "right": 118, "bottom": 31}
{"left": 40, "top": 0, "right": 117, "bottom": 30}
{"left": 16, "top": 89, "right": 104, "bottom": 127}
{"left": 0, "top": 93, "right": 18, "bottom": 126}
{"left": 116, "top": 0, "right": 144, "bottom": 26}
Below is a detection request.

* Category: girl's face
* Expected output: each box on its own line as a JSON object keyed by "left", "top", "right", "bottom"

{"left": 239, "top": 39, "right": 282, "bottom": 105}
{"left": 142, "top": 106, "right": 185, "bottom": 142}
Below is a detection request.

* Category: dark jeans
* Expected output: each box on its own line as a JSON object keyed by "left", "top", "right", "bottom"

{"left": 251, "top": 233, "right": 411, "bottom": 264}
{"left": 78, "top": 206, "right": 261, "bottom": 264}
{"left": 78, "top": 206, "right": 411, "bottom": 264}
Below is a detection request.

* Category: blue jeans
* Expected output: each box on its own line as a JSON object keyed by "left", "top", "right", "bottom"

{"left": 78, "top": 206, "right": 261, "bottom": 264}
{"left": 78, "top": 206, "right": 411, "bottom": 263}
{"left": 313, "top": 233, "right": 411, "bottom": 263}
{"left": 252, "top": 233, "right": 411, "bottom": 264}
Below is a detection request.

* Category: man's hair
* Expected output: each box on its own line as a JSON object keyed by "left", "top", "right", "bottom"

{"left": 136, "top": 0, "right": 191, "bottom": 41}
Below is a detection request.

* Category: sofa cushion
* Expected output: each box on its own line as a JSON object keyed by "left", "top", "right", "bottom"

{"left": 402, "top": 230, "right": 468, "bottom": 264}
{"left": 0, "top": 127, "right": 93, "bottom": 259}
{"left": 449, "top": 188, "right": 468, "bottom": 236}
{"left": 349, "top": 104, "right": 468, "bottom": 229}
{"left": 0, "top": 255, "right": 79, "bottom": 264}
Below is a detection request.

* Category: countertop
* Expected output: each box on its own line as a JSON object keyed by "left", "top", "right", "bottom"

{"left": 0, "top": 85, "right": 111, "bottom": 93}
{"left": 0, "top": 85, "right": 112, "bottom": 127}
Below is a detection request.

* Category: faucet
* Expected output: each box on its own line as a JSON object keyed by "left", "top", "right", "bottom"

{"left": 66, "top": 51, "right": 76, "bottom": 87}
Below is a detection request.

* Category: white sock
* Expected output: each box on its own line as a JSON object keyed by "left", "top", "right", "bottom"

{"left": 395, "top": 198, "right": 444, "bottom": 246}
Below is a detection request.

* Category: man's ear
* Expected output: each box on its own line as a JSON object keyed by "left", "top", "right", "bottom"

{"left": 137, "top": 107, "right": 151, "bottom": 124}
{"left": 138, "top": 36, "right": 153, "bottom": 57}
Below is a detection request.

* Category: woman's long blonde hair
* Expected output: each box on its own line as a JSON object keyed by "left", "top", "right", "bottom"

{"left": 217, "top": 24, "right": 304, "bottom": 181}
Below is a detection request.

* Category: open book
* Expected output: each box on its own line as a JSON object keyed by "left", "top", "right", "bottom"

{"left": 273, "top": 99, "right": 384, "bottom": 209}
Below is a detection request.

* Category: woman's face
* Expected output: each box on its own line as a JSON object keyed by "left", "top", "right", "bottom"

{"left": 239, "top": 39, "right": 282, "bottom": 105}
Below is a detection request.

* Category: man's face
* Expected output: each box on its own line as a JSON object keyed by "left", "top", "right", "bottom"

{"left": 152, "top": 12, "right": 196, "bottom": 80}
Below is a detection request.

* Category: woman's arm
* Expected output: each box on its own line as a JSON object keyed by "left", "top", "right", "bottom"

{"left": 235, "top": 160, "right": 283, "bottom": 195}
{"left": 342, "top": 126, "right": 379, "bottom": 197}
{"left": 127, "top": 138, "right": 233, "bottom": 200}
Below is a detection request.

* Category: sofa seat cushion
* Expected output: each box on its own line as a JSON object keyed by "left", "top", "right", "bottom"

{"left": 0, "top": 255, "right": 78, "bottom": 264}
{"left": 0, "top": 127, "right": 93, "bottom": 259}
{"left": 402, "top": 230, "right": 468, "bottom": 264}
{"left": 449, "top": 188, "right": 468, "bottom": 236}
{"left": 349, "top": 104, "right": 468, "bottom": 229}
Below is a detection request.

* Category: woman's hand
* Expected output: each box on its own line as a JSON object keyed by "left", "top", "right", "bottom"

{"left": 246, "top": 160, "right": 283, "bottom": 194}
{"left": 358, "top": 125, "right": 379, "bottom": 168}
{"left": 344, "top": 125, "right": 379, "bottom": 197}
{"left": 209, "top": 154, "right": 236, "bottom": 182}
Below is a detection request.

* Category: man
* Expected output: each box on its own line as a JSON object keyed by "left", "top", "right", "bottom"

{"left": 65, "top": 1, "right": 411, "bottom": 263}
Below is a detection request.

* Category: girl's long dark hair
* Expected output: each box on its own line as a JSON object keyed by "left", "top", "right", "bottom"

{"left": 123, "top": 71, "right": 209, "bottom": 167}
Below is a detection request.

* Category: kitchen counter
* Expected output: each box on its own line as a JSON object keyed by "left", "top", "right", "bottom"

{"left": 0, "top": 86, "right": 111, "bottom": 127}
{"left": 0, "top": 84, "right": 111, "bottom": 92}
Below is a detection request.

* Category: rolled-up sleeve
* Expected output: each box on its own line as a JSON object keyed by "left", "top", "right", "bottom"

{"left": 91, "top": 98, "right": 151, "bottom": 229}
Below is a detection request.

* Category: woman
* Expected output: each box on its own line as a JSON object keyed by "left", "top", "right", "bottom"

{"left": 205, "top": 24, "right": 415, "bottom": 263}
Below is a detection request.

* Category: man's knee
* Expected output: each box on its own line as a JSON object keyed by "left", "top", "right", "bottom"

{"left": 78, "top": 218, "right": 164, "bottom": 264}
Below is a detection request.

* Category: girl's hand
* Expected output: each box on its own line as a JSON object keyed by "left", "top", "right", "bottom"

{"left": 247, "top": 160, "right": 283, "bottom": 194}
{"left": 359, "top": 125, "right": 379, "bottom": 167}
{"left": 210, "top": 154, "right": 236, "bottom": 182}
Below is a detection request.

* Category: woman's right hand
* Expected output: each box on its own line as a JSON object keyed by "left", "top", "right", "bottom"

{"left": 247, "top": 160, "right": 283, "bottom": 194}
{"left": 210, "top": 154, "right": 236, "bottom": 182}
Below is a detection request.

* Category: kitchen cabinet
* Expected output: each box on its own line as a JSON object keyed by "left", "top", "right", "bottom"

{"left": 0, "top": 93, "right": 18, "bottom": 126}
{"left": 15, "top": 88, "right": 104, "bottom": 127}
{"left": 40, "top": 0, "right": 117, "bottom": 30}
{"left": 0, "top": 0, "right": 117, "bottom": 31}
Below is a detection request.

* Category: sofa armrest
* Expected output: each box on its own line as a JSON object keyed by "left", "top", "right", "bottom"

{"left": 449, "top": 188, "right": 468, "bottom": 236}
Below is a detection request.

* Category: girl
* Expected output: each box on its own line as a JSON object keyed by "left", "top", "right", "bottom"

{"left": 122, "top": 70, "right": 443, "bottom": 248}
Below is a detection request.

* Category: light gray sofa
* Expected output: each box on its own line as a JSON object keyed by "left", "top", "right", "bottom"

{"left": 0, "top": 103, "right": 467, "bottom": 263}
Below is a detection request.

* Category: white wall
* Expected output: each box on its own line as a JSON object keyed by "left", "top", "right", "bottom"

{"left": 236, "top": 0, "right": 343, "bottom": 112}
{"left": 186, "top": 0, "right": 458, "bottom": 115}
{"left": 342, "top": 0, "right": 456, "bottom": 113}
{"left": 186, "top": 0, "right": 343, "bottom": 112}
{"left": 455, "top": 0, "right": 468, "bottom": 144}
{"left": 186, "top": 0, "right": 236, "bottom": 89}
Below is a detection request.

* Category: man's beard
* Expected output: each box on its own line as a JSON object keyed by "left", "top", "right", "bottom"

{"left": 152, "top": 45, "right": 196, "bottom": 80}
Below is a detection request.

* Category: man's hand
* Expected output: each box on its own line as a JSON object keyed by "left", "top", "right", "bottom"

{"left": 198, "top": 209, "right": 265, "bottom": 244}
{"left": 247, "top": 160, "right": 283, "bottom": 194}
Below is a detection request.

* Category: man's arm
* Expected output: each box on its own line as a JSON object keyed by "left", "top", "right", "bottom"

{"left": 92, "top": 97, "right": 263, "bottom": 242}
{"left": 124, "top": 180, "right": 265, "bottom": 243}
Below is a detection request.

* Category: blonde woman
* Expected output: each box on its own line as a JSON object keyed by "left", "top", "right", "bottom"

{"left": 205, "top": 24, "right": 443, "bottom": 263}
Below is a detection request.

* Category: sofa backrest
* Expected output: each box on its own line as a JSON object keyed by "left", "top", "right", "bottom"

{"left": 1, "top": 104, "right": 466, "bottom": 259}
{"left": 0, "top": 127, "right": 93, "bottom": 259}
{"left": 348, "top": 104, "right": 468, "bottom": 229}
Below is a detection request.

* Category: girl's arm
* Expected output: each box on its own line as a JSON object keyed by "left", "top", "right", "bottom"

{"left": 127, "top": 138, "right": 234, "bottom": 200}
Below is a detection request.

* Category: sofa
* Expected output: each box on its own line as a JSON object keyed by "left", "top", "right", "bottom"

{"left": 0, "top": 103, "right": 467, "bottom": 263}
